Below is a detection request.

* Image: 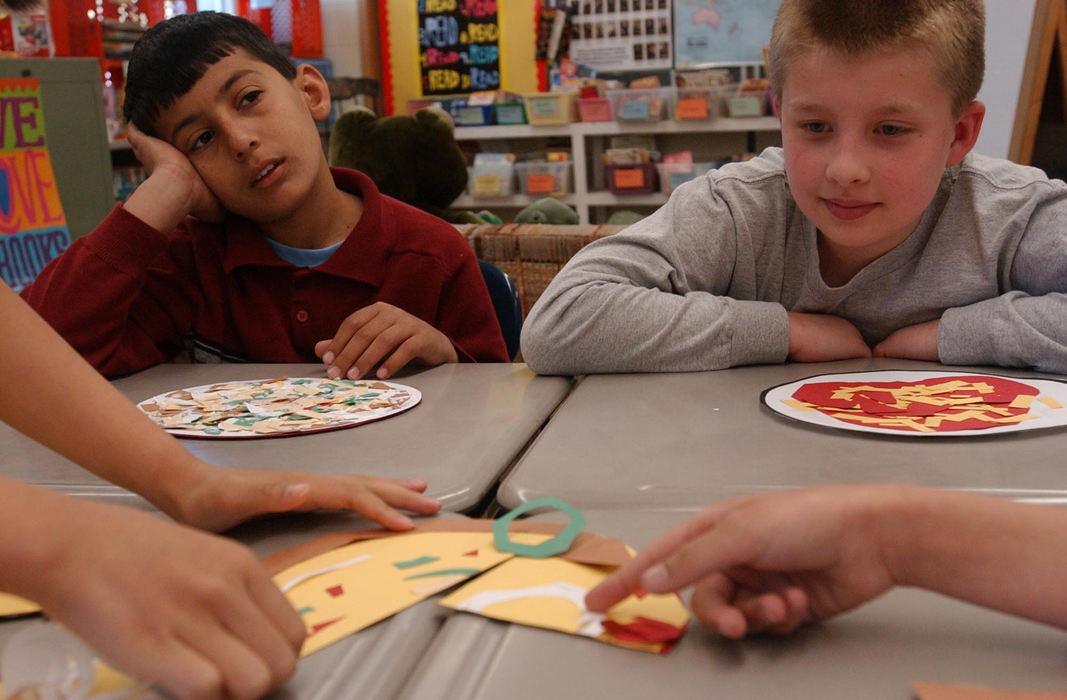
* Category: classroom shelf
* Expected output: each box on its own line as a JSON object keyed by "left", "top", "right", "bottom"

{"left": 451, "top": 117, "right": 780, "bottom": 224}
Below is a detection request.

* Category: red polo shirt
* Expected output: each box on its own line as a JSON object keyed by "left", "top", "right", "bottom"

{"left": 23, "top": 168, "right": 507, "bottom": 377}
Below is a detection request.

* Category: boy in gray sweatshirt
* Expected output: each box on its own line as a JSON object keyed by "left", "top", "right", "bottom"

{"left": 522, "top": 0, "right": 1067, "bottom": 375}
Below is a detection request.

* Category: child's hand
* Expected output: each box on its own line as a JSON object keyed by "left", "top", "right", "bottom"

{"left": 584, "top": 486, "right": 900, "bottom": 639}
{"left": 124, "top": 123, "right": 224, "bottom": 230}
{"left": 315, "top": 302, "right": 459, "bottom": 380}
{"left": 872, "top": 320, "right": 940, "bottom": 361}
{"left": 787, "top": 312, "right": 872, "bottom": 362}
{"left": 35, "top": 497, "right": 304, "bottom": 699}
{"left": 170, "top": 465, "right": 442, "bottom": 533}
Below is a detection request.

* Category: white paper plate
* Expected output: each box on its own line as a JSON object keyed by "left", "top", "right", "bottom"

{"left": 761, "top": 370, "right": 1067, "bottom": 437}
{"left": 138, "top": 377, "right": 421, "bottom": 439}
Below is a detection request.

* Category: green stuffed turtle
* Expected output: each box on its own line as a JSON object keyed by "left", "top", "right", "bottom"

{"left": 514, "top": 197, "right": 579, "bottom": 225}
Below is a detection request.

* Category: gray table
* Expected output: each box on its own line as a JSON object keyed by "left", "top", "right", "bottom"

{"left": 498, "top": 358, "right": 1067, "bottom": 510}
{"left": 399, "top": 507, "right": 1067, "bottom": 700}
{"left": 0, "top": 362, "right": 571, "bottom": 512}
{"left": 0, "top": 511, "right": 465, "bottom": 700}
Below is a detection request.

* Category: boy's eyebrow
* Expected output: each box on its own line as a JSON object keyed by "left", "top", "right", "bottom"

{"left": 784, "top": 99, "right": 923, "bottom": 117}
{"left": 168, "top": 69, "right": 264, "bottom": 143}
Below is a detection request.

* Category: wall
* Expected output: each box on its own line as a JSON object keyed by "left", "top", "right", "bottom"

{"left": 322, "top": 0, "right": 372, "bottom": 76}
{"left": 975, "top": 0, "right": 1039, "bottom": 159}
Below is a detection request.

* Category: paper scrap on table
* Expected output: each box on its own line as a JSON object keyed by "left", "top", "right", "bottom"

{"left": 266, "top": 508, "right": 687, "bottom": 656}
{"left": 439, "top": 554, "right": 689, "bottom": 653}
{"left": 913, "top": 681, "right": 1067, "bottom": 699}
{"left": 0, "top": 591, "right": 40, "bottom": 618}
{"left": 272, "top": 530, "right": 551, "bottom": 656}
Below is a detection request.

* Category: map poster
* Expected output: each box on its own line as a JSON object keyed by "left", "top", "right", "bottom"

{"left": 674, "top": 0, "right": 782, "bottom": 67}
{"left": 567, "top": 0, "right": 673, "bottom": 71}
{"left": 418, "top": 0, "right": 501, "bottom": 95}
{"left": 0, "top": 78, "right": 70, "bottom": 292}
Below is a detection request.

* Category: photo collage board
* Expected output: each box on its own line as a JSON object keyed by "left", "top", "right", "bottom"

{"left": 566, "top": 0, "right": 673, "bottom": 71}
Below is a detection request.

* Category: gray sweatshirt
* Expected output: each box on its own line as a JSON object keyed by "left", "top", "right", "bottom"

{"left": 521, "top": 148, "right": 1067, "bottom": 375}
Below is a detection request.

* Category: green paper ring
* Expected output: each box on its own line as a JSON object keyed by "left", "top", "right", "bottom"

{"left": 493, "top": 497, "right": 586, "bottom": 558}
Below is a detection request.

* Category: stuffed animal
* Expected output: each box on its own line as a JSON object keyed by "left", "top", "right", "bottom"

{"left": 329, "top": 106, "right": 488, "bottom": 223}
{"left": 514, "top": 197, "right": 579, "bottom": 225}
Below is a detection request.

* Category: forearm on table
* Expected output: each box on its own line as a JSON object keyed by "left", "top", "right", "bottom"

{"left": 880, "top": 485, "right": 1067, "bottom": 629}
{"left": 939, "top": 294, "right": 1067, "bottom": 373}
{"left": 523, "top": 273, "right": 787, "bottom": 374}
{"left": 0, "top": 285, "right": 205, "bottom": 514}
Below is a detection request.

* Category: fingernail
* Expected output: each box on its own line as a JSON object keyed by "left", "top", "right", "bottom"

{"left": 347, "top": 366, "right": 361, "bottom": 379}
{"left": 396, "top": 514, "right": 414, "bottom": 528}
{"left": 327, "top": 366, "right": 341, "bottom": 379}
{"left": 641, "top": 564, "right": 670, "bottom": 591}
{"left": 322, "top": 351, "right": 335, "bottom": 365}
{"left": 377, "top": 367, "right": 389, "bottom": 379}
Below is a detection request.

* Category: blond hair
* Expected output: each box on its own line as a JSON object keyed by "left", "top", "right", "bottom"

{"left": 768, "top": 0, "right": 985, "bottom": 116}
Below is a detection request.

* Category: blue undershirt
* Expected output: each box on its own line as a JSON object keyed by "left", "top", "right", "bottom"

{"left": 265, "top": 237, "right": 344, "bottom": 267}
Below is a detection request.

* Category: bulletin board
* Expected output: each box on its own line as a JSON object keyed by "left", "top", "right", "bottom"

{"left": 379, "top": 0, "right": 540, "bottom": 115}
{"left": 567, "top": 0, "right": 674, "bottom": 71}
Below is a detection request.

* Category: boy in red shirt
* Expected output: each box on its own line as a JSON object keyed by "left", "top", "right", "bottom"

{"left": 23, "top": 12, "right": 507, "bottom": 378}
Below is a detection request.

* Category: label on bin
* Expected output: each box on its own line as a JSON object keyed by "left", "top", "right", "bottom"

{"left": 474, "top": 174, "right": 503, "bottom": 196}
{"left": 619, "top": 100, "right": 651, "bottom": 120}
{"left": 613, "top": 168, "right": 645, "bottom": 189}
{"left": 526, "top": 174, "right": 556, "bottom": 193}
{"left": 676, "top": 98, "right": 709, "bottom": 120}
{"left": 459, "top": 106, "right": 488, "bottom": 126}
{"left": 496, "top": 105, "right": 525, "bottom": 124}
{"left": 530, "top": 97, "right": 559, "bottom": 117}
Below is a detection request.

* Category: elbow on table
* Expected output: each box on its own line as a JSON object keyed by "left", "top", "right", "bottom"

{"left": 519, "top": 315, "right": 569, "bottom": 375}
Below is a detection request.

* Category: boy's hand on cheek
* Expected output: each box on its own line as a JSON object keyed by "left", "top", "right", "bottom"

{"left": 872, "top": 320, "right": 940, "bottom": 361}
{"left": 126, "top": 123, "right": 224, "bottom": 228}
{"left": 787, "top": 312, "right": 872, "bottom": 363}
{"left": 315, "top": 302, "right": 459, "bottom": 381}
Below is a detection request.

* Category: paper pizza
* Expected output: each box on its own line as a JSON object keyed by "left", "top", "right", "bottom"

{"left": 263, "top": 500, "right": 690, "bottom": 656}
{"left": 763, "top": 371, "right": 1067, "bottom": 436}
{"left": 136, "top": 377, "right": 420, "bottom": 438}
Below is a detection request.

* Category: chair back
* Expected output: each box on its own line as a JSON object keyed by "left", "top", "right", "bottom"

{"left": 478, "top": 260, "right": 522, "bottom": 360}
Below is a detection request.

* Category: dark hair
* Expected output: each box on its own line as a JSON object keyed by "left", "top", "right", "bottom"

{"left": 122, "top": 11, "right": 297, "bottom": 135}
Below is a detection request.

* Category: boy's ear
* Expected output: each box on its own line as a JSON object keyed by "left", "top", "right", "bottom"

{"left": 946, "top": 100, "right": 985, "bottom": 167}
{"left": 294, "top": 64, "right": 332, "bottom": 122}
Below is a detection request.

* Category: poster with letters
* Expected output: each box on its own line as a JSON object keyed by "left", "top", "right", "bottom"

{"left": 418, "top": 0, "right": 501, "bottom": 95}
{"left": 0, "top": 78, "right": 70, "bottom": 292}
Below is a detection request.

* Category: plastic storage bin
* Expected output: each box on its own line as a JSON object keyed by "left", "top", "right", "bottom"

{"left": 606, "top": 88, "right": 674, "bottom": 122}
{"left": 522, "top": 91, "right": 578, "bottom": 125}
{"left": 655, "top": 162, "right": 714, "bottom": 193}
{"left": 674, "top": 87, "right": 728, "bottom": 121}
{"left": 453, "top": 102, "right": 494, "bottom": 127}
{"left": 493, "top": 102, "right": 527, "bottom": 125}
{"left": 467, "top": 163, "right": 515, "bottom": 198}
{"left": 515, "top": 161, "right": 573, "bottom": 196}
{"left": 577, "top": 97, "right": 613, "bottom": 122}
{"left": 606, "top": 163, "right": 657, "bottom": 194}
{"left": 727, "top": 94, "right": 765, "bottom": 117}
